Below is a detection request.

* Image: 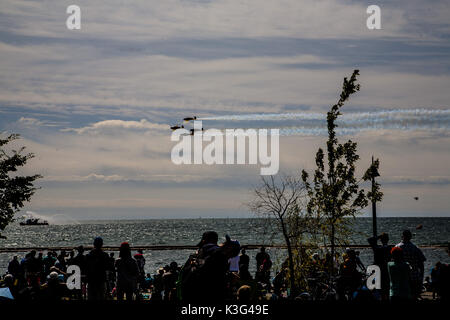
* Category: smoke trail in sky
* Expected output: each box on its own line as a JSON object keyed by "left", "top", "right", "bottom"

{"left": 200, "top": 108, "right": 450, "bottom": 121}
{"left": 201, "top": 112, "right": 324, "bottom": 121}
{"left": 200, "top": 108, "right": 450, "bottom": 136}
{"left": 279, "top": 125, "right": 450, "bottom": 136}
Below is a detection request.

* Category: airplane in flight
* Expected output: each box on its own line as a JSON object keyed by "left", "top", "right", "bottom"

{"left": 170, "top": 124, "right": 184, "bottom": 130}
{"left": 183, "top": 116, "right": 197, "bottom": 122}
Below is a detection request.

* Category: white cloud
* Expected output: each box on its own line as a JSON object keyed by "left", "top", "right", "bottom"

{"left": 42, "top": 173, "right": 225, "bottom": 183}
{"left": 62, "top": 119, "right": 168, "bottom": 134}
{"left": 17, "top": 116, "right": 67, "bottom": 127}
{"left": 43, "top": 173, "right": 125, "bottom": 182}
{"left": 18, "top": 117, "right": 45, "bottom": 126}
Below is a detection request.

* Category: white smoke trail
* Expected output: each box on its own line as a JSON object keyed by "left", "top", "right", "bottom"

{"left": 200, "top": 108, "right": 450, "bottom": 136}
{"left": 200, "top": 108, "right": 450, "bottom": 122}
{"left": 279, "top": 125, "right": 450, "bottom": 136}
{"left": 200, "top": 112, "right": 324, "bottom": 121}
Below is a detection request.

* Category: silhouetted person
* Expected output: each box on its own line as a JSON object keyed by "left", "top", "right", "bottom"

{"left": 396, "top": 230, "right": 426, "bottom": 300}
{"left": 43, "top": 251, "right": 56, "bottom": 277}
{"left": 388, "top": 246, "right": 412, "bottom": 302}
{"left": 134, "top": 249, "right": 146, "bottom": 273}
{"left": 273, "top": 266, "right": 287, "bottom": 296}
{"left": 36, "top": 252, "right": 44, "bottom": 280}
{"left": 368, "top": 232, "right": 392, "bottom": 300}
{"left": 24, "top": 250, "right": 40, "bottom": 287}
{"left": 255, "top": 247, "right": 271, "bottom": 284}
{"left": 115, "top": 242, "right": 139, "bottom": 301}
{"left": 180, "top": 232, "right": 240, "bottom": 302}
{"left": 72, "top": 246, "right": 86, "bottom": 276}
{"left": 39, "top": 271, "right": 67, "bottom": 301}
{"left": 86, "top": 237, "right": 109, "bottom": 300}
{"left": 238, "top": 248, "right": 252, "bottom": 280}
{"left": 55, "top": 253, "right": 67, "bottom": 273}
{"left": 337, "top": 249, "right": 362, "bottom": 300}
{"left": 152, "top": 268, "right": 165, "bottom": 301}
{"left": 8, "top": 256, "right": 20, "bottom": 278}
{"left": 1, "top": 274, "right": 17, "bottom": 299}
{"left": 431, "top": 262, "right": 442, "bottom": 299}
{"left": 162, "top": 261, "right": 179, "bottom": 301}
{"left": 239, "top": 249, "right": 249, "bottom": 270}
{"left": 71, "top": 246, "right": 86, "bottom": 299}
{"left": 255, "top": 247, "right": 269, "bottom": 271}
{"left": 134, "top": 249, "right": 146, "bottom": 289}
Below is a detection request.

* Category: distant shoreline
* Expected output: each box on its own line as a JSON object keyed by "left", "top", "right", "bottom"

{"left": 10, "top": 216, "right": 450, "bottom": 223}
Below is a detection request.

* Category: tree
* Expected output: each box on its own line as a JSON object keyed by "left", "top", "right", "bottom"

{"left": 0, "top": 134, "right": 42, "bottom": 238}
{"left": 301, "top": 70, "right": 382, "bottom": 274}
{"left": 249, "top": 175, "right": 310, "bottom": 296}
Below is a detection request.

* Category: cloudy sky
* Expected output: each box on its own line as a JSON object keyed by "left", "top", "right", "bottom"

{"left": 1, "top": 0, "right": 449, "bottom": 219}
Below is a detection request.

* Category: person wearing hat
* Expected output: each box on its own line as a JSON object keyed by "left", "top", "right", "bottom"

{"left": 133, "top": 249, "right": 146, "bottom": 290}
{"left": 48, "top": 271, "right": 59, "bottom": 281}
{"left": 387, "top": 246, "right": 412, "bottom": 301}
{"left": 188, "top": 231, "right": 221, "bottom": 296}
{"left": 38, "top": 271, "right": 67, "bottom": 300}
{"left": 85, "top": 236, "right": 110, "bottom": 300}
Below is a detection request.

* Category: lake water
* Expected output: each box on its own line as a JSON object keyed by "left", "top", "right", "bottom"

{"left": 1, "top": 217, "right": 448, "bottom": 276}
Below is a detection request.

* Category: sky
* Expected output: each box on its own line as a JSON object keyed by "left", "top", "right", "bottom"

{"left": 1, "top": 0, "right": 449, "bottom": 219}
